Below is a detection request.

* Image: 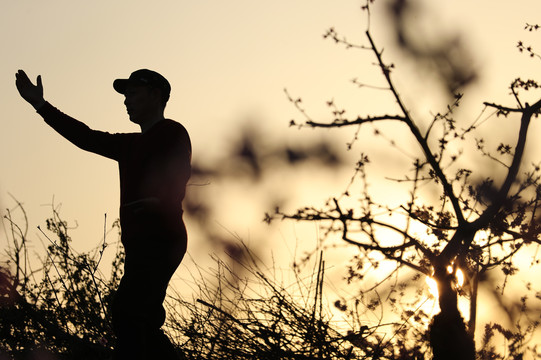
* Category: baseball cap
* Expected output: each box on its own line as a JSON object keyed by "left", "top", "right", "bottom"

{"left": 113, "top": 69, "right": 171, "bottom": 102}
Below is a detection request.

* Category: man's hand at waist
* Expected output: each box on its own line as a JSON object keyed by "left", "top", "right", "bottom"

{"left": 121, "top": 197, "right": 161, "bottom": 214}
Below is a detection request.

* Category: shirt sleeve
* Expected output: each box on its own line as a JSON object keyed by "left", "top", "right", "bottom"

{"left": 37, "top": 102, "right": 124, "bottom": 161}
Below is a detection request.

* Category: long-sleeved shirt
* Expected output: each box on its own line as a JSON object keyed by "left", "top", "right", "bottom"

{"left": 37, "top": 102, "right": 192, "bottom": 231}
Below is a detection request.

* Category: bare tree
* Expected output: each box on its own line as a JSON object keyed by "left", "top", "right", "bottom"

{"left": 268, "top": 2, "right": 541, "bottom": 359}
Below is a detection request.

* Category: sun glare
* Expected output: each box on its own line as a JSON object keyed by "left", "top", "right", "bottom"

{"left": 426, "top": 265, "right": 464, "bottom": 299}
{"left": 426, "top": 276, "right": 439, "bottom": 298}
{"left": 456, "top": 268, "right": 464, "bottom": 287}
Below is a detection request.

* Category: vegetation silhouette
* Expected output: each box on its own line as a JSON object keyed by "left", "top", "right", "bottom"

{"left": 1, "top": 201, "right": 385, "bottom": 360}
{"left": 1, "top": 201, "right": 121, "bottom": 359}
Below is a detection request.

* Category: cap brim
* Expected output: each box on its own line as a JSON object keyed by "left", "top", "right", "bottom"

{"left": 113, "top": 79, "right": 129, "bottom": 94}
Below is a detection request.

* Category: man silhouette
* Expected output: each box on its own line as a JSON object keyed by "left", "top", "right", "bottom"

{"left": 15, "top": 69, "right": 191, "bottom": 360}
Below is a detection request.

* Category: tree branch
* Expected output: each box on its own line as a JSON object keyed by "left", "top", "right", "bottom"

{"left": 365, "top": 30, "right": 466, "bottom": 226}
{"left": 441, "top": 99, "right": 541, "bottom": 262}
{"left": 307, "top": 114, "right": 406, "bottom": 128}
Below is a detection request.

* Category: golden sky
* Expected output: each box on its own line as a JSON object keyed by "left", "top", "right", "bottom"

{"left": 0, "top": 1, "right": 536, "bottom": 223}
{"left": 3, "top": 1, "right": 541, "bottom": 350}
{"left": 2, "top": 0, "right": 541, "bottom": 295}
{"left": 1, "top": 1, "right": 366, "bottom": 246}
{"left": 0, "top": 0, "right": 538, "bottom": 244}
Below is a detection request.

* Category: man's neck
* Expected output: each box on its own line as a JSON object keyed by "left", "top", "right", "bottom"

{"left": 139, "top": 115, "right": 165, "bottom": 133}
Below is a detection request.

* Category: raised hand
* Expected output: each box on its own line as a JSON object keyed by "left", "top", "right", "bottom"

{"left": 15, "top": 70, "right": 45, "bottom": 109}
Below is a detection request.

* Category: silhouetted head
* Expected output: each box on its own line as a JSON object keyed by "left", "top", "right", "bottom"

{"left": 114, "top": 69, "right": 170, "bottom": 131}
{"left": 113, "top": 69, "right": 171, "bottom": 106}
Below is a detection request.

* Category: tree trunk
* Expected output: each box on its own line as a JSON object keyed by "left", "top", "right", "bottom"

{"left": 429, "top": 265, "right": 475, "bottom": 360}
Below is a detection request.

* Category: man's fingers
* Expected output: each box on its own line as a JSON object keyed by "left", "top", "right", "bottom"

{"left": 16, "top": 69, "right": 29, "bottom": 82}
{"left": 15, "top": 70, "right": 43, "bottom": 91}
{"left": 16, "top": 70, "right": 30, "bottom": 87}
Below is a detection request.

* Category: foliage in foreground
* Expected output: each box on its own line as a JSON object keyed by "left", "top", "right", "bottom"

{"left": 2, "top": 201, "right": 539, "bottom": 359}
{"left": 0, "top": 202, "right": 405, "bottom": 360}
{"left": 1, "top": 203, "right": 121, "bottom": 359}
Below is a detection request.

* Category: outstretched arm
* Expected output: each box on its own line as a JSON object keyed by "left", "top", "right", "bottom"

{"left": 15, "top": 70, "right": 46, "bottom": 110}
{"left": 15, "top": 69, "right": 123, "bottom": 160}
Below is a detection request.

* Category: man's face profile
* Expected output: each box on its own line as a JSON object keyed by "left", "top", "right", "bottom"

{"left": 123, "top": 85, "right": 159, "bottom": 125}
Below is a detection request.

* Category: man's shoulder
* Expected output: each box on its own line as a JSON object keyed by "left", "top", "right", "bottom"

{"left": 163, "top": 118, "right": 187, "bottom": 129}
{"left": 160, "top": 119, "right": 191, "bottom": 153}
{"left": 162, "top": 119, "right": 190, "bottom": 137}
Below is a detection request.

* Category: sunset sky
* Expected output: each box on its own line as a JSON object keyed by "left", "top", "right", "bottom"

{"left": 2, "top": 0, "right": 541, "bottom": 341}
